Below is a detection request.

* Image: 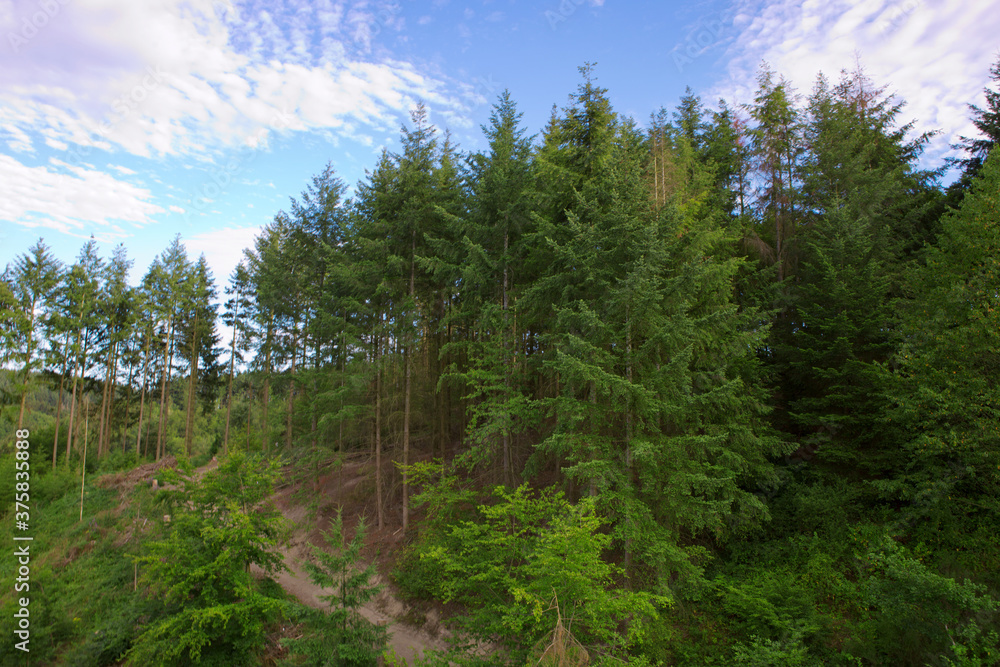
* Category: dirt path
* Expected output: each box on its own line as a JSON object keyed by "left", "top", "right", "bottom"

{"left": 182, "top": 457, "right": 452, "bottom": 664}
{"left": 263, "top": 543, "right": 444, "bottom": 665}
{"left": 259, "top": 486, "right": 448, "bottom": 666}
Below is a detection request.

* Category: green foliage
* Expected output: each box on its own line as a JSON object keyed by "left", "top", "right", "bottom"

{"left": 402, "top": 476, "right": 665, "bottom": 661}
{"left": 125, "top": 452, "right": 287, "bottom": 665}
{"left": 281, "top": 510, "right": 388, "bottom": 666}
{"left": 731, "top": 631, "right": 821, "bottom": 667}
{"left": 850, "top": 528, "right": 999, "bottom": 665}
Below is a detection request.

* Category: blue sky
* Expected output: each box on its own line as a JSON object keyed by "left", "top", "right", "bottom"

{"left": 2, "top": 0, "right": 998, "bottom": 291}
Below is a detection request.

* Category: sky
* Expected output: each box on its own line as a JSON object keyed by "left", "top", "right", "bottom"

{"left": 2, "top": 0, "right": 999, "bottom": 295}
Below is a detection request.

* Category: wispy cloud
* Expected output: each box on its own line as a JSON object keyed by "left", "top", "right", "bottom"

{"left": 0, "top": 154, "right": 164, "bottom": 237}
{"left": 0, "top": 0, "right": 468, "bottom": 161}
{"left": 0, "top": 0, "right": 485, "bottom": 236}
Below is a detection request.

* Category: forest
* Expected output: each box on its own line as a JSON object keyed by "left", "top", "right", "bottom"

{"left": 1, "top": 57, "right": 999, "bottom": 666}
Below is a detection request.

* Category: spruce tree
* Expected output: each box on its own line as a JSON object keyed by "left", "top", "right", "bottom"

{"left": 450, "top": 90, "right": 536, "bottom": 484}
{"left": 9, "top": 239, "right": 63, "bottom": 430}
{"left": 883, "top": 148, "right": 1000, "bottom": 554}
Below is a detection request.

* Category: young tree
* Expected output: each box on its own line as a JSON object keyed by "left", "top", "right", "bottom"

{"left": 281, "top": 511, "right": 388, "bottom": 666}
{"left": 127, "top": 453, "right": 287, "bottom": 665}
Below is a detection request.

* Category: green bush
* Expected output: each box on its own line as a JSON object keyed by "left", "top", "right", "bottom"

{"left": 401, "top": 473, "right": 666, "bottom": 661}
{"left": 124, "top": 452, "right": 288, "bottom": 666}
{"left": 850, "top": 528, "right": 999, "bottom": 665}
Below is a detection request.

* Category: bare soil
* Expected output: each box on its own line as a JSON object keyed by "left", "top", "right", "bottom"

{"left": 263, "top": 455, "right": 452, "bottom": 665}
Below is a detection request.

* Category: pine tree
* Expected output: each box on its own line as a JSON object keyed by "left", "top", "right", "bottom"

{"left": 222, "top": 261, "right": 253, "bottom": 455}
{"left": 952, "top": 55, "right": 1000, "bottom": 182}
{"left": 94, "top": 244, "right": 135, "bottom": 458}
{"left": 143, "top": 236, "right": 190, "bottom": 460}
{"left": 62, "top": 239, "right": 104, "bottom": 463}
{"left": 883, "top": 147, "right": 1000, "bottom": 553}
{"left": 452, "top": 90, "right": 536, "bottom": 485}
{"left": 281, "top": 511, "right": 388, "bottom": 666}
{"left": 9, "top": 239, "right": 63, "bottom": 430}
{"left": 178, "top": 255, "right": 218, "bottom": 457}
{"left": 523, "top": 66, "right": 786, "bottom": 580}
{"left": 744, "top": 64, "right": 803, "bottom": 284}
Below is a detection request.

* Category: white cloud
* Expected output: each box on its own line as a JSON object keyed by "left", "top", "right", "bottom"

{"left": 711, "top": 0, "right": 1000, "bottom": 169}
{"left": 168, "top": 204, "right": 185, "bottom": 213}
{"left": 3, "top": 123, "right": 33, "bottom": 152}
{"left": 0, "top": 154, "right": 164, "bottom": 236}
{"left": 110, "top": 164, "right": 137, "bottom": 175}
{"left": 184, "top": 224, "right": 263, "bottom": 284}
{"left": 0, "top": 0, "right": 471, "bottom": 162}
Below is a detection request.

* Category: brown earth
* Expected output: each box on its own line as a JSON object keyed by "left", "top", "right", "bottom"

{"left": 263, "top": 455, "right": 454, "bottom": 665}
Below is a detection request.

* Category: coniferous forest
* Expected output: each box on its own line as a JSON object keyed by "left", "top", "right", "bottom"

{"left": 2, "top": 59, "right": 1000, "bottom": 666}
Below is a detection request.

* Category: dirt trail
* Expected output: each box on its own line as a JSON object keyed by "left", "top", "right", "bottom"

{"left": 263, "top": 478, "right": 448, "bottom": 666}
{"left": 263, "top": 540, "right": 444, "bottom": 665}
{"left": 178, "top": 457, "right": 450, "bottom": 664}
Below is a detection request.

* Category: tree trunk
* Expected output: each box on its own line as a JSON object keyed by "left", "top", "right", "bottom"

{"left": 156, "top": 314, "right": 175, "bottom": 461}
{"left": 135, "top": 330, "right": 151, "bottom": 457}
{"left": 65, "top": 328, "right": 84, "bottom": 464}
{"left": 262, "top": 311, "right": 273, "bottom": 454}
{"left": 52, "top": 335, "right": 69, "bottom": 470}
{"left": 223, "top": 322, "right": 237, "bottom": 456}
{"left": 286, "top": 326, "right": 297, "bottom": 450}
{"left": 106, "top": 339, "right": 120, "bottom": 455}
{"left": 121, "top": 341, "right": 136, "bottom": 455}
{"left": 624, "top": 304, "right": 633, "bottom": 573}
{"left": 502, "top": 228, "right": 512, "bottom": 487}
{"left": 375, "top": 325, "right": 384, "bottom": 530}
{"left": 184, "top": 309, "right": 200, "bottom": 457}
{"left": 402, "top": 233, "right": 416, "bottom": 532}
{"left": 97, "top": 344, "right": 113, "bottom": 458}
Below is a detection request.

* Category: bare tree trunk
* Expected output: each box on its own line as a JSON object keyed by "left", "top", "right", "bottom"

{"left": 375, "top": 325, "right": 384, "bottom": 531}
{"left": 245, "top": 381, "right": 252, "bottom": 449}
{"left": 286, "top": 326, "right": 297, "bottom": 450}
{"left": 156, "top": 315, "right": 175, "bottom": 461}
{"left": 106, "top": 339, "right": 120, "bottom": 455}
{"left": 16, "top": 304, "right": 37, "bottom": 431}
{"left": 402, "top": 235, "right": 416, "bottom": 532}
{"left": 66, "top": 329, "right": 85, "bottom": 464}
{"left": 97, "top": 344, "right": 113, "bottom": 458}
{"left": 624, "top": 304, "right": 633, "bottom": 573}
{"left": 52, "top": 335, "right": 69, "bottom": 470}
{"left": 135, "top": 331, "right": 151, "bottom": 457}
{"left": 121, "top": 342, "right": 136, "bottom": 455}
{"left": 261, "top": 312, "right": 273, "bottom": 454}
{"left": 184, "top": 309, "right": 200, "bottom": 457}
{"left": 223, "top": 326, "right": 237, "bottom": 455}
{"left": 502, "top": 229, "right": 512, "bottom": 487}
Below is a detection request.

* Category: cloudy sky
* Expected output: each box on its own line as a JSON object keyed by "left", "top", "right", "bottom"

{"left": 2, "top": 0, "right": 998, "bottom": 290}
